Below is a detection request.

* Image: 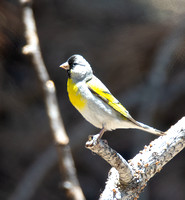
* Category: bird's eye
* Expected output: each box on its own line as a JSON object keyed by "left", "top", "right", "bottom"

{"left": 73, "top": 63, "right": 77, "bottom": 66}
{"left": 69, "top": 62, "right": 77, "bottom": 69}
{"left": 70, "top": 63, "right": 78, "bottom": 68}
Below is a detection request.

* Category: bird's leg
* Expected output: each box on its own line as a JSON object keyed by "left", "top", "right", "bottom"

{"left": 87, "top": 128, "right": 106, "bottom": 145}
{"left": 97, "top": 127, "right": 106, "bottom": 142}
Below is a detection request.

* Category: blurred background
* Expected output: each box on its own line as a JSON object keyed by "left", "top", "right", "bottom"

{"left": 1, "top": 0, "right": 185, "bottom": 199}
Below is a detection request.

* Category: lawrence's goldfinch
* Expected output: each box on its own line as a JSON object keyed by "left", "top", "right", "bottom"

{"left": 60, "top": 55, "right": 164, "bottom": 139}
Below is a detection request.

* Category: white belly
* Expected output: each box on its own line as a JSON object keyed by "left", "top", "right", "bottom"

{"left": 71, "top": 81, "right": 136, "bottom": 131}
{"left": 78, "top": 91, "right": 133, "bottom": 130}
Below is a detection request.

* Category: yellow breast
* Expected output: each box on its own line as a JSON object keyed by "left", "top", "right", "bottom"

{"left": 67, "top": 78, "right": 86, "bottom": 110}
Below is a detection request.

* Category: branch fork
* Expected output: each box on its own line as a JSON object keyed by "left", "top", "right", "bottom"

{"left": 86, "top": 117, "right": 185, "bottom": 200}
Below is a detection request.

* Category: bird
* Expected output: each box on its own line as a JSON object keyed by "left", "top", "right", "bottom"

{"left": 60, "top": 54, "right": 165, "bottom": 141}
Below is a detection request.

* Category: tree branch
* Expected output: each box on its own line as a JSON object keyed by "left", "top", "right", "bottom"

{"left": 8, "top": 120, "right": 93, "bottom": 200}
{"left": 86, "top": 117, "right": 185, "bottom": 200}
{"left": 18, "top": 0, "right": 85, "bottom": 200}
{"left": 86, "top": 134, "right": 133, "bottom": 185}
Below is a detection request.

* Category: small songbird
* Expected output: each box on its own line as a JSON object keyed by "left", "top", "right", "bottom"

{"left": 60, "top": 54, "right": 164, "bottom": 140}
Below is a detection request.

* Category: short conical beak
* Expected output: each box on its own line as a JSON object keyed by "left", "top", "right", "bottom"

{"left": 59, "top": 62, "right": 70, "bottom": 70}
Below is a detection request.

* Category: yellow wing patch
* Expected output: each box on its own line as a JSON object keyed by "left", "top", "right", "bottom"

{"left": 67, "top": 79, "right": 86, "bottom": 110}
{"left": 87, "top": 80, "right": 129, "bottom": 119}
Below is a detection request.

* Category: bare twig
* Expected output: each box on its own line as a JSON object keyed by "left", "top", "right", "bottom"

{"left": 18, "top": 1, "right": 85, "bottom": 200}
{"left": 86, "top": 117, "right": 185, "bottom": 200}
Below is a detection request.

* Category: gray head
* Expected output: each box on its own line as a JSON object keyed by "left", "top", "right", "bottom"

{"left": 60, "top": 54, "right": 93, "bottom": 82}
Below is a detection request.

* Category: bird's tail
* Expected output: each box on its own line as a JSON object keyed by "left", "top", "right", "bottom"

{"left": 135, "top": 121, "right": 165, "bottom": 136}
